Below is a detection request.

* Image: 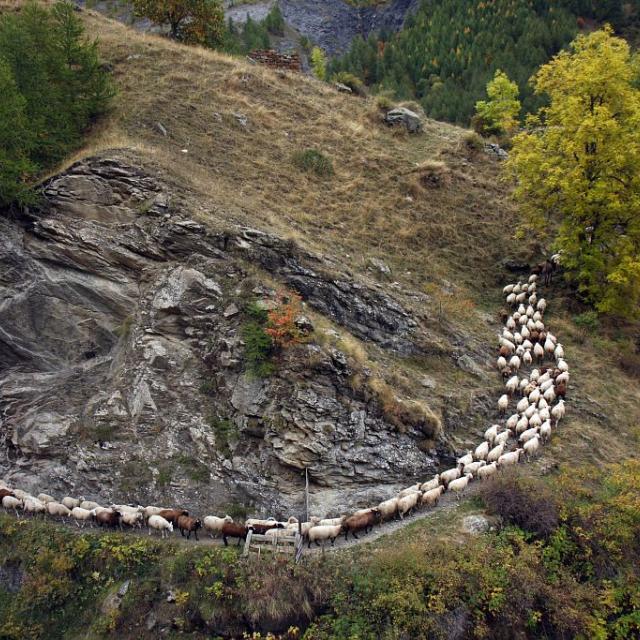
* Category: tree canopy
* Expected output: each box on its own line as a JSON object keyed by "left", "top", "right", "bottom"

{"left": 474, "top": 69, "right": 521, "bottom": 136}
{"left": 0, "top": 1, "right": 114, "bottom": 208}
{"left": 132, "top": 0, "right": 224, "bottom": 46}
{"left": 507, "top": 27, "right": 640, "bottom": 319}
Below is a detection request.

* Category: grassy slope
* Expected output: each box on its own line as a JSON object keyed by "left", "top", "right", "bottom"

{"left": 2, "top": 0, "right": 637, "bottom": 466}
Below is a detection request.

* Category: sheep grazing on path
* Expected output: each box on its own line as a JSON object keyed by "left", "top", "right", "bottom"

{"left": 457, "top": 453, "right": 474, "bottom": 468}
{"left": 448, "top": 474, "right": 473, "bottom": 501}
{"left": 474, "top": 441, "right": 489, "bottom": 461}
{"left": 494, "top": 430, "right": 512, "bottom": 447}
{"left": 157, "top": 509, "right": 189, "bottom": 525}
{"left": 477, "top": 462, "right": 498, "bottom": 480}
{"left": 308, "top": 524, "right": 343, "bottom": 548}
{"left": 2, "top": 496, "right": 22, "bottom": 515}
{"left": 523, "top": 435, "right": 541, "bottom": 459}
{"left": 498, "top": 394, "right": 509, "bottom": 415}
{"left": 344, "top": 509, "right": 381, "bottom": 539}
{"left": 177, "top": 515, "right": 202, "bottom": 541}
{"left": 551, "top": 399, "right": 566, "bottom": 423}
{"left": 487, "top": 443, "right": 504, "bottom": 463}
{"left": 440, "top": 467, "right": 461, "bottom": 487}
{"left": 37, "top": 493, "right": 55, "bottom": 504}
{"left": 62, "top": 497, "right": 83, "bottom": 510}
{"left": 46, "top": 502, "right": 71, "bottom": 518}
{"left": 397, "top": 492, "right": 421, "bottom": 519}
{"left": 377, "top": 497, "right": 400, "bottom": 521}
{"left": 148, "top": 515, "right": 174, "bottom": 539}
{"left": 221, "top": 522, "right": 248, "bottom": 546}
{"left": 70, "top": 507, "right": 94, "bottom": 527}
{"left": 420, "top": 486, "right": 444, "bottom": 507}
{"left": 420, "top": 476, "right": 440, "bottom": 493}
{"left": 203, "top": 515, "right": 233, "bottom": 537}
{"left": 497, "top": 449, "right": 524, "bottom": 467}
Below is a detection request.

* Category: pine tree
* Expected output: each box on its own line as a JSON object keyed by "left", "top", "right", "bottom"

{"left": 473, "top": 69, "right": 521, "bottom": 136}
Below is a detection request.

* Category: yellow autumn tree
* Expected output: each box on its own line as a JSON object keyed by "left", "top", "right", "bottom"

{"left": 473, "top": 69, "right": 521, "bottom": 136}
{"left": 507, "top": 27, "right": 640, "bottom": 319}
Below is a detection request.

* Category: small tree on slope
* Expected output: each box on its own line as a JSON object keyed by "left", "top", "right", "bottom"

{"left": 507, "top": 27, "right": 640, "bottom": 319}
{"left": 473, "top": 69, "right": 521, "bottom": 136}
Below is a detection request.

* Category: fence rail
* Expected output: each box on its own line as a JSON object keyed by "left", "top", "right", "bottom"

{"left": 242, "top": 530, "right": 304, "bottom": 562}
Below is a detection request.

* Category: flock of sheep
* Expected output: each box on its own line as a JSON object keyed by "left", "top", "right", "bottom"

{"left": 0, "top": 269, "right": 568, "bottom": 550}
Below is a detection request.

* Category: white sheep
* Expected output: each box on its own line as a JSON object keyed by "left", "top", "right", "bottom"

{"left": 539, "top": 406, "right": 550, "bottom": 421}
{"left": 516, "top": 416, "right": 529, "bottom": 434}
{"left": 529, "top": 274, "right": 538, "bottom": 283}
{"left": 2, "top": 496, "right": 22, "bottom": 515}
{"left": 420, "top": 476, "right": 440, "bottom": 493}
{"left": 516, "top": 397, "right": 529, "bottom": 413}
{"left": 506, "top": 414, "right": 519, "bottom": 430}
{"left": 148, "top": 514, "right": 174, "bottom": 538}
{"left": 528, "top": 293, "right": 537, "bottom": 306}
{"left": 203, "top": 515, "right": 233, "bottom": 536}
{"left": 494, "top": 430, "right": 512, "bottom": 446}
{"left": 528, "top": 387, "right": 541, "bottom": 404}
{"left": 319, "top": 516, "right": 346, "bottom": 527}
{"left": 537, "top": 298, "right": 547, "bottom": 312}
{"left": 12, "top": 489, "right": 33, "bottom": 500}
{"left": 377, "top": 497, "right": 400, "bottom": 521}
{"left": 523, "top": 351, "right": 533, "bottom": 366}
{"left": 457, "top": 453, "right": 474, "bottom": 468}
{"left": 477, "top": 462, "right": 498, "bottom": 480}
{"left": 497, "top": 449, "right": 523, "bottom": 467}
{"left": 484, "top": 424, "right": 500, "bottom": 445}
{"left": 474, "top": 441, "right": 489, "bottom": 461}
{"left": 500, "top": 337, "right": 516, "bottom": 353}
{"left": 498, "top": 394, "right": 509, "bottom": 415}
{"left": 516, "top": 292, "right": 527, "bottom": 304}
{"left": 397, "top": 484, "right": 421, "bottom": 498}
{"left": 543, "top": 386, "right": 556, "bottom": 403}
{"left": 535, "top": 320, "right": 545, "bottom": 332}
{"left": 519, "top": 377, "right": 530, "bottom": 393}
{"left": 506, "top": 316, "right": 516, "bottom": 330}
{"left": 551, "top": 399, "right": 566, "bottom": 423}
{"left": 420, "top": 485, "right": 444, "bottom": 507}
{"left": 519, "top": 427, "right": 539, "bottom": 443}
{"left": 521, "top": 326, "right": 530, "bottom": 340}
{"left": 120, "top": 510, "right": 144, "bottom": 528}
{"left": 555, "top": 371, "right": 570, "bottom": 385}
{"left": 448, "top": 474, "right": 473, "bottom": 501}
{"left": 506, "top": 376, "right": 519, "bottom": 395}
{"left": 526, "top": 304, "right": 535, "bottom": 318}
{"left": 506, "top": 293, "right": 516, "bottom": 305}
{"left": 502, "top": 328, "right": 515, "bottom": 341}
{"left": 540, "top": 378, "right": 555, "bottom": 392}
{"left": 487, "top": 443, "right": 504, "bottom": 463}
{"left": 497, "top": 356, "right": 507, "bottom": 370}
{"left": 37, "top": 493, "right": 55, "bottom": 504}
{"left": 529, "top": 413, "right": 542, "bottom": 428}
{"left": 557, "top": 359, "right": 569, "bottom": 373}
{"left": 524, "top": 404, "right": 537, "bottom": 419}
{"left": 463, "top": 461, "right": 486, "bottom": 475}
{"left": 397, "top": 491, "right": 421, "bottom": 518}
{"left": 504, "top": 284, "right": 515, "bottom": 294}
{"left": 246, "top": 517, "right": 277, "bottom": 527}
{"left": 440, "top": 467, "right": 461, "bottom": 487}
{"left": 143, "top": 506, "right": 168, "bottom": 519}
{"left": 523, "top": 435, "right": 541, "bottom": 458}
{"left": 23, "top": 498, "right": 46, "bottom": 515}
{"left": 514, "top": 332, "right": 524, "bottom": 345}
{"left": 62, "top": 497, "right": 83, "bottom": 510}
{"left": 544, "top": 337, "right": 555, "bottom": 354}
{"left": 533, "top": 343, "right": 545, "bottom": 361}
{"left": 286, "top": 521, "right": 317, "bottom": 536}
{"left": 80, "top": 500, "right": 101, "bottom": 511}
{"left": 540, "top": 421, "right": 552, "bottom": 442}
{"left": 554, "top": 344, "right": 564, "bottom": 360}
{"left": 71, "top": 507, "right": 94, "bottom": 527}
{"left": 46, "top": 502, "right": 71, "bottom": 517}
{"left": 513, "top": 282, "right": 522, "bottom": 294}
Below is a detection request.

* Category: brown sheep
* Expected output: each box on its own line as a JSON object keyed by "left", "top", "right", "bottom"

{"left": 555, "top": 381, "right": 567, "bottom": 399}
{"left": 248, "top": 522, "right": 284, "bottom": 535}
{"left": 343, "top": 509, "right": 381, "bottom": 541}
{"left": 499, "top": 345, "right": 511, "bottom": 358}
{"left": 0, "top": 489, "right": 15, "bottom": 501}
{"left": 95, "top": 509, "right": 121, "bottom": 528}
{"left": 158, "top": 509, "right": 189, "bottom": 525}
{"left": 221, "top": 522, "right": 247, "bottom": 546}
{"left": 176, "top": 515, "right": 202, "bottom": 541}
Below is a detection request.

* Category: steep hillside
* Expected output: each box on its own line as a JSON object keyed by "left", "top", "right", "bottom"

{"left": 1, "top": 2, "right": 639, "bottom": 525}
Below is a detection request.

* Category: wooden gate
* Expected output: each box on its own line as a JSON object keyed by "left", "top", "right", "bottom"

{"left": 242, "top": 530, "right": 304, "bottom": 562}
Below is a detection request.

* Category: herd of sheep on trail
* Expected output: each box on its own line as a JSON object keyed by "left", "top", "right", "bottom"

{"left": 0, "top": 266, "right": 568, "bottom": 550}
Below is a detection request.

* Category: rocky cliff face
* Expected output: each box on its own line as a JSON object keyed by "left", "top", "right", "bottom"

{"left": 0, "top": 156, "right": 491, "bottom": 518}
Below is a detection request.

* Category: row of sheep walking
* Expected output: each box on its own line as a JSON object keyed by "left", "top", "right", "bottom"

{"left": 0, "top": 270, "right": 568, "bottom": 550}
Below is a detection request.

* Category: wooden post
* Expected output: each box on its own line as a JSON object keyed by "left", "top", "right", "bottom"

{"left": 242, "top": 528, "right": 253, "bottom": 557}
{"left": 305, "top": 467, "right": 309, "bottom": 524}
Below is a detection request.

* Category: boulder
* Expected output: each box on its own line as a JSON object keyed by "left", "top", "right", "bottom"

{"left": 384, "top": 107, "right": 423, "bottom": 133}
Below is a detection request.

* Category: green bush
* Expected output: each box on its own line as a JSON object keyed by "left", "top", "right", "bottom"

{"left": 333, "top": 71, "right": 366, "bottom": 96}
{"left": 573, "top": 310, "right": 600, "bottom": 333}
{"left": 0, "top": 1, "right": 114, "bottom": 207}
{"left": 292, "top": 149, "right": 334, "bottom": 178}
{"left": 209, "top": 417, "right": 238, "bottom": 457}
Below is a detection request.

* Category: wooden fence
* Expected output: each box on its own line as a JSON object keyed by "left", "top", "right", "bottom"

{"left": 242, "top": 530, "right": 304, "bottom": 562}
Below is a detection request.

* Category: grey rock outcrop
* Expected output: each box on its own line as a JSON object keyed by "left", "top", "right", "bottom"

{"left": 384, "top": 107, "right": 423, "bottom": 134}
{"left": 0, "top": 155, "right": 479, "bottom": 517}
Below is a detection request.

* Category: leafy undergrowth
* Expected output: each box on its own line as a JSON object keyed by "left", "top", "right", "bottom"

{"left": 0, "top": 462, "right": 637, "bottom": 639}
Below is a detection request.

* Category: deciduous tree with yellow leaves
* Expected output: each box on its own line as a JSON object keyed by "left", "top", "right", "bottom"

{"left": 473, "top": 69, "right": 521, "bottom": 136}
{"left": 508, "top": 27, "right": 640, "bottom": 319}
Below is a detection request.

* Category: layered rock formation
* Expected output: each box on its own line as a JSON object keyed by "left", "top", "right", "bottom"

{"left": 0, "top": 156, "right": 486, "bottom": 517}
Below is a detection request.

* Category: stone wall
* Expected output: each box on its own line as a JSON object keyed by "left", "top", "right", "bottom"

{"left": 248, "top": 49, "right": 302, "bottom": 72}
